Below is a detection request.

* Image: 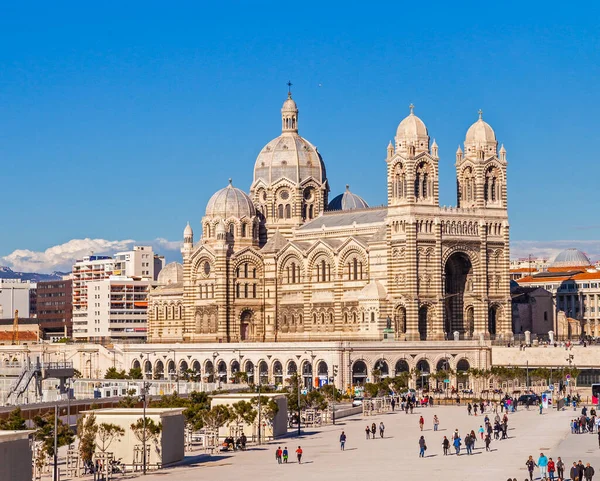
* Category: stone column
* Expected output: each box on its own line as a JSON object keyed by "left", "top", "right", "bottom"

{"left": 405, "top": 217, "right": 419, "bottom": 340}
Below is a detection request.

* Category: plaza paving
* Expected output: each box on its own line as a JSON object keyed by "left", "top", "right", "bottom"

{"left": 143, "top": 405, "right": 600, "bottom": 481}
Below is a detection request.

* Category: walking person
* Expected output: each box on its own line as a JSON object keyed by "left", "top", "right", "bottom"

{"left": 391, "top": 398, "right": 396, "bottom": 412}
{"left": 478, "top": 425, "right": 485, "bottom": 440}
{"left": 571, "top": 462, "right": 579, "bottom": 481}
{"left": 276, "top": 446, "right": 282, "bottom": 464}
{"left": 579, "top": 460, "right": 586, "bottom": 481}
{"left": 547, "top": 458, "right": 556, "bottom": 481}
{"left": 468, "top": 402, "right": 472, "bottom": 415}
{"left": 283, "top": 447, "right": 288, "bottom": 463}
{"left": 442, "top": 436, "right": 450, "bottom": 455}
{"left": 296, "top": 446, "right": 303, "bottom": 464}
{"left": 365, "top": 425, "right": 371, "bottom": 440}
{"left": 419, "top": 435, "right": 427, "bottom": 457}
{"left": 433, "top": 414, "right": 439, "bottom": 431}
{"left": 379, "top": 422, "right": 385, "bottom": 438}
{"left": 371, "top": 422, "right": 376, "bottom": 439}
{"left": 525, "top": 456, "right": 537, "bottom": 481}
{"left": 485, "top": 433, "right": 491, "bottom": 451}
{"left": 538, "top": 453, "right": 548, "bottom": 480}
{"left": 419, "top": 415, "right": 424, "bottom": 431}
{"left": 585, "top": 462, "right": 595, "bottom": 481}
{"left": 453, "top": 434, "right": 462, "bottom": 455}
{"left": 474, "top": 403, "right": 478, "bottom": 416}
{"left": 556, "top": 457, "right": 565, "bottom": 480}
{"left": 339, "top": 431, "right": 346, "bottom": 451}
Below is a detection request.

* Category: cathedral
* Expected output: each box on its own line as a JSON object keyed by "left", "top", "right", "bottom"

{"left": 148, "top": 92, "right": 510, "bottom": 345}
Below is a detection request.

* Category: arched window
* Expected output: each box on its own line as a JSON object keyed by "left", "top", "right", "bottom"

{"left": 178, "top": 305, "right": 183, "bottom": 319}
{"left": 308, "top": 205, "right": 314, "bottom": 219}
{"left": 285, "top": 204, "right": 291, "bottom": 219}
{"left": 321, "top": 260, "right": 326, "bottom": 282}
{"left": 244, "top": 284, "right": 248, "bottom": 298}
{"left": 291, "top": 262, "right": 296, "bottom": 283}
{"left": 370, "top": 312, "right": 375, "bottom": 323}
{"left": 278, "top": 204, "right": 284, "bottom": 219}
{"left": 393, "top": 163, "right": 406, "bottom": 199}
{"left": 252, "top": 284, "right": 257, "bottom": 298}
{"left": 241, "top": 223, "right": 247, "bottom": 237}
{"left": 236, "top": 283, "right": 240, "bottom": 298}
{"left": 229, "top": 223, "right": 235, "bottom": 238}
{"left": 244, "top": 263, "right": 248, "bottom": 278}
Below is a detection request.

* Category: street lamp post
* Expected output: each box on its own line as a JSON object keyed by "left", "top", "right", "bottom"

{"left": 140, "top": 381, "right": 151, "bottom": 475}
{"left": 53, "top": 403, "right": 58, "bottom": 481}
{"left": 295, "top": 354, "right": 301, "bottom": 436}
{"left": 212, "top": 352, "right": 219, "bottom": 385}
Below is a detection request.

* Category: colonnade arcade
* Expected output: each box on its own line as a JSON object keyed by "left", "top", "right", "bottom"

{"left": 129, "top": 350, "right": 479, "bottom": 390}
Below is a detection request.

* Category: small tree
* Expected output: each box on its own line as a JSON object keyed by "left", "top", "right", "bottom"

{"left": 96, "top": 423, "right": 125, "bottom": 454}
{"left": 128, "top": 367, "right": 143, "bottom": 379}
{"left": 200, "top": 405, "right": 232, "bottom": 433}
{"left": 233, "top": 371, "right": 249, "bottom": 384}
{"left": 77, "top": 413, "right": 98, "bottom": 467}
{"left": 105, "top": 367, "right": 127, "bottom": 379}
{"left": 0, "top": 407, "right": 27, "bottom": 430}
{"left": 73, "top": 369, "right": 83, "bottom": 379}
{"left": 229, "top": 400, "right": 257, "bottom": 434}
{"left": 252, "top": 395, "right": 279, "bottom": 427}
{"left": 118, "top": 389, "right": 139, "bottom": 408}
{"left": 33, "top": 412, "right": 74, "bottom": 460}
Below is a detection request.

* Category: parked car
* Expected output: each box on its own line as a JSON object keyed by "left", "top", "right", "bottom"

{"left": 352, "top": 397, "right": 364, "bottom": 407}
{"left": 518, "top": 394, "right": 540, "bottom": 405}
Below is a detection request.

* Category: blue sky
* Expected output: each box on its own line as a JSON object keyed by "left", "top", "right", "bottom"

{"left": 1, "top": 1, "right": 599, "bottom": 272}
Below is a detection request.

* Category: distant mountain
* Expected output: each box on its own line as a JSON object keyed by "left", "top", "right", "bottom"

{"left": 0, "top": 266, "right": 69, "bottom": 282}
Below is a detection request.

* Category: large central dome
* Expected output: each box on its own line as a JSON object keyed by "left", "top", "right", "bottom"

{"left": 253, "top": 93, "right": 326, "bottom": 186}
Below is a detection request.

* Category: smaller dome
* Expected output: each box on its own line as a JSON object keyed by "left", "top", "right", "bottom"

{"left": 358, "top": 279, "right": 387, "bottom": 301}
{"left": 465, "top": 110, "right": 496, "bottom": 146}
{"left": 157, "top": 262, "right": 183, "bottom": 285}
{"left": 205, "top": 179, "right": 256, "bottom": 219}
{"left": 282, "top": 93, "right": 297, "bottom": 112}
{"left": 396, "top": 105, "right": 428, "bottom": 141}
{"left": 549, "top": 248, "right": 591, "bottom": 269}
{"left": 327, "top": 185, "right": 369, "bottom": 211}
{"left": 184, "top": 222, "right": 193, "bottom": 237}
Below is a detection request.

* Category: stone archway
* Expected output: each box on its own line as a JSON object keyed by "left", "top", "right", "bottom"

{"left": 352, "top": 360, "right": 368, "bottom": 385}
{"left": 240, "top": 309, "right": 253, "bottom": 341}
{"left": 444, "top": 252, "right": 473, "bottom": 336}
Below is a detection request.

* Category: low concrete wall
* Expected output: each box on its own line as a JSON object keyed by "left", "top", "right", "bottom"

{"left": 492, "top": 345, "right": 600, "bottom": 368}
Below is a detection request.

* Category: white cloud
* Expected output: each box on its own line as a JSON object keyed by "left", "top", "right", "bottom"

{"left": 511, "top": 240, "right": 600, "bottom": 262}
{"left": 1, "top": 238, "right": 181, "bottom": 273}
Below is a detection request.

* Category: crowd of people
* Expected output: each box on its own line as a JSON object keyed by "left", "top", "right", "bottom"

{"left": 524, "top": 454, "right": 595, "bottom": 481}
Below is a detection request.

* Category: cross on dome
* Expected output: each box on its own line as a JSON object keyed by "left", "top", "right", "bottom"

{"left": 478, "top": 109, "right": 483, "bottom": 120}
{"left": 409, "top": 103, "right": 415, "bottom": 114}
{"left": 287, "top": 80, "right": 293, "bottom": 96}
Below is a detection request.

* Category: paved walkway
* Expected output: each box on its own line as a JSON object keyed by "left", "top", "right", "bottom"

{"left": 141, "top": 405, "right": 600, "bottom": 481}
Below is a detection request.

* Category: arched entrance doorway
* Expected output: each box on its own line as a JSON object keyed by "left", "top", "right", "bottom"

{"left": 444, "top": 252, "right": 473, "bottom": 337}
{"left": 217, "top": 360, "right": 228, "bottom": 383}
{"left": 418, "top": 305, "right": 429, "bottom": 340}
{"left": 317, "top": 361, "right": 328, "bottom": 387}
{"left": 258, "top": 361, "right": 268, "bottom": 385}
{"left": 416, "top": 359, "right": 430, "bottom": 390}
{"left": 373, "top": 359, "right": 389, "bottom": 381}
{"left": 456, "top": 359, "right": 470, "bottom": 390}
{"left": 244, "top": 360, "right": 254, "bottom": 384}
{"left": 287, "top": 360, "right": 297, "bottom": 377}
{"left": 302, "top": 361, "right": 313, "bottom": 389}
{"left": 488, "top": 305, "right": 499, "bottom": 336}
{"left": 273, "top": 361, "right": 283, "bottom": 385}
{"left": 205, "top": 360, "right": 214, "bottom": 383}
{"left": 352, "top": 360, "right": 368, "bottom": 385}
{"left": 154, "top": 360, "right": 164, "bottom": 380}
{"left": 240, "top": 310, "right": 253, "bottom": 341}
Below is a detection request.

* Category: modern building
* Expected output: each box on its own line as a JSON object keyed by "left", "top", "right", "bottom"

{"left": 148, "top": 93, "right": 511, "bottom": 344}
{"left": 510, "top": 282, "right": 554, "bottom": 337}
{"left": 0, "top": 279, "right": 36, "bottom": 319}
{"left": 72, "top": 246, "right": 162, "bottom": 341}
{"left": 36, "top": 279, "right": 73, "bottom": 340}
{"left": 517, "top": 248, "right": 600, "bottom": 337}
{"left": 85, "top": 277, "right": 155, "bottom": 342}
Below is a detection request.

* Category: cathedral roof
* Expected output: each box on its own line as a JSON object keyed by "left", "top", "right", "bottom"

{"left": 299, "top": 207, "right": 387, "bottom": 231}
{"left": 261, "top": 230, "right": 288, "bottom": 253}
{"left": 327, "top": 185, "right": 369, "bottom": 211}
{"left": 205, "top": 179, "right": 255, "bottom": 219}
{"left": 464, "top": 110, "right": 497, "bottom": 153}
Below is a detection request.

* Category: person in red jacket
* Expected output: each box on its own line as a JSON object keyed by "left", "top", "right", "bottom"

{"left": 296, "top": 446, "right": 303, "bottom": 464}
{"left": 547, "top": 458, "right": 556, "bottom": 481}
{"left": 419, "top": 416, "right": 424, "bottom": 431}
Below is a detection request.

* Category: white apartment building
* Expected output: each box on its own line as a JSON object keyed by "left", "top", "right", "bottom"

{"left": 72, "top": 246, "right": 162, "bottom": 341}
{"left": 0, "top": 279, "right": 36, "bottom": 319}
{"left": 87, "top": 277, "right": 155, "bottom": 342}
